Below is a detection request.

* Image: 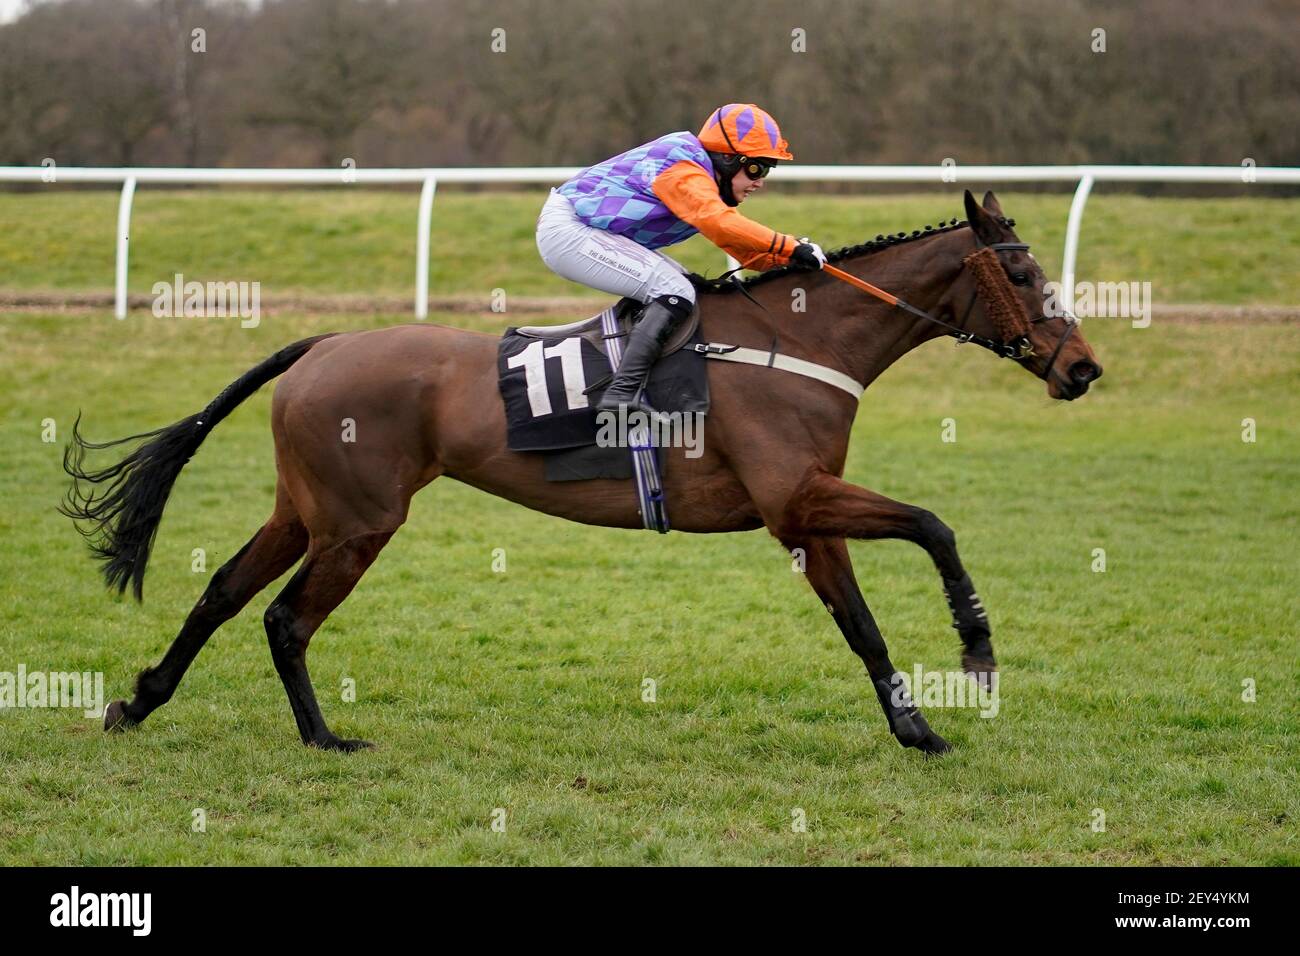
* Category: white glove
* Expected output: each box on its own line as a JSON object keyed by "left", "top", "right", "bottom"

{"left": 793, "top": 237, "right": 828, "bottom": 270}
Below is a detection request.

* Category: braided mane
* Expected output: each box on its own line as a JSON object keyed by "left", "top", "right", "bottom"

{"left": 686, "top": 215, "right": 1017, "bottom": 294}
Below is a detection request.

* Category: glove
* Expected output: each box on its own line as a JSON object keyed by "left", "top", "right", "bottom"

{"left": 789, "top": 238, "right": 827, "bottom": 271}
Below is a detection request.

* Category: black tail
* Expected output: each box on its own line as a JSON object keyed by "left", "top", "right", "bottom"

{"left": 60, "top": 334, "right": 336, "bottom": 601}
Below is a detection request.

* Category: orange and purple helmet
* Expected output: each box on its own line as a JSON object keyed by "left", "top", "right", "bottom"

{"left": 698, "top": 104, "right": 793, "bottom": 161}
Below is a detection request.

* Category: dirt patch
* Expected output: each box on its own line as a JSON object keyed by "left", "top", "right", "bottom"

{"left": 1147, "top": 304, "right": 1300, "bottom": 324}
{"left": 0, "top": 290, "right": 609, "bottom": 317}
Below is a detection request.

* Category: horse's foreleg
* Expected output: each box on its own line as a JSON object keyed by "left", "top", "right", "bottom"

{"left": 783, "top": 470, "right": 996, "bottom": 686}
{"left": 105, "top": 512, "right": 308, "bottom": 732}
{"left": 783, "top": 535, "right": 950, "bottom": 754}
{"left": 262, "top": 530, "right": 395, "bottom": 752}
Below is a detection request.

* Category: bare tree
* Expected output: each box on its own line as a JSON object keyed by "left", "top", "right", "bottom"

{"left": 0, "top": 0, "right": 1294, "bottom": 170}
{"left": 246, "top": 0, "right": 419, "bottom": 164}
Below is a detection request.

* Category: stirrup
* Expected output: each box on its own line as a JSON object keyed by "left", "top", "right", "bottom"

{"left": 596, "top": 295, "right": 688, "bottom": 412}
{"left": 613, "top": 390, "right": 665, "bottom": 416}
{"left": 600, "top": 389, "right": 661, "bottom": 415}
{"left": 597, "top": 385, "right": 653, "bottom": 414}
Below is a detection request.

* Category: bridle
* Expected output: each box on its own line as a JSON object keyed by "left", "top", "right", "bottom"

{"left": 824, "top": 236, "right": 1080, "bottom": 388}
{"left": 949, "top": 240, "right": 1080, "bottom": 387}
{"left": 713, "top": 227, "right": 1083, "bottom": 389}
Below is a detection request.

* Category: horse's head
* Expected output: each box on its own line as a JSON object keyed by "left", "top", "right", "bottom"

{"left": 951, "top": 190, "right": 1102, "bottom": 400}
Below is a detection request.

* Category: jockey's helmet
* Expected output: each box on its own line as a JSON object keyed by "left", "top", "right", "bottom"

{"left": 697, "top": 104, "right": 793, "bottom": 161}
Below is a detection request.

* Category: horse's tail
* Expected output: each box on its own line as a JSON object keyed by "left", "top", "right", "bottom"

{"left": 60, "top": 333, "right": 337, "bottom": 601}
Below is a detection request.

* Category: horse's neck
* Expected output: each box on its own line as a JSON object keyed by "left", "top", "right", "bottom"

{"left": 835, "top": 246, "right": 964, "bottom": 387}
{"left": 705, "top": 236, "right": 967, "bottom": 391}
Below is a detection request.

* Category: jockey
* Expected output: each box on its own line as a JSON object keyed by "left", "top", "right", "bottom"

{"left": 536, "top": 103, "right": 828, "bottom": 413}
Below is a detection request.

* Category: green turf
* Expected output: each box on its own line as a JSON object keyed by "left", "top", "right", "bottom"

{"left": 0, "top": 306, "right": 1295, "bottom": 865}
{"left": 1, "top": 188, "right": 1298, "bottom": 304}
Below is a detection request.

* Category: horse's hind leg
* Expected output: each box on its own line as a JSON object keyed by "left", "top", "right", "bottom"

{"left": 262, "top": 530, "right": 395, "bottom": 752}
{"left": 105, "top": 507, "right": 309, "bottom": 731}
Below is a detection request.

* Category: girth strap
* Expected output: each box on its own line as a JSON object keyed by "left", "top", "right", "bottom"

{"left": 690, "top": 342, "right": 864, "bottom": 400}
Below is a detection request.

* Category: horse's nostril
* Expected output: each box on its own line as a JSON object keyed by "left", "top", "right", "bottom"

{"left": 1070, "top": 361, "right": 1100, "bottom": 384}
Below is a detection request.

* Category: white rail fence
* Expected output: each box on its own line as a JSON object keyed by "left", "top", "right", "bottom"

{"left": 1, "top": 164, "right": 1298, "bottom": 319}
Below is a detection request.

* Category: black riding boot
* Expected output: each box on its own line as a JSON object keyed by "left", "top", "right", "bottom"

{"left": 597, "top": 294, "right": 692, "bottom": 413}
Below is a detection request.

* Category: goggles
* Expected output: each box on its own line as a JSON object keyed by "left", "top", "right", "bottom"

{"left": 738, "top": 157, "right": 776, "bottom": 179}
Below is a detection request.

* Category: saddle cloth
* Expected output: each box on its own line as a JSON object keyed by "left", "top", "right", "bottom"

{"left": 498, "top": 298, "right": 710, "bottom": 479}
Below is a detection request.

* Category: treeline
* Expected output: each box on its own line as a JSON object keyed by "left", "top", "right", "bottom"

{"left": 0, "top": 0, "right": 1296, "bottom": 170}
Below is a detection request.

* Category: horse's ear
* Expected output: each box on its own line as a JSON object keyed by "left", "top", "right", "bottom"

{"left": 963, "top": 189, "right": 1002, "bottom": 246}
{"left": 981, "top": 191, "right": 1004, "bottom": 217}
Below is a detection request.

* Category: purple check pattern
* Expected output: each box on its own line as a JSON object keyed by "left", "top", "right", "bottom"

{"left": 557, "top": 131, "right": 715, "bottom": 249}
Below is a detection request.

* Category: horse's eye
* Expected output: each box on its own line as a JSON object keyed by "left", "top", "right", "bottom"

{"left": 1010, "top": 272, "right": 1030, "bottom": 286}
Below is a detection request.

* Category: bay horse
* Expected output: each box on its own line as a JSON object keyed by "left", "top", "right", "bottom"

{"left": 62, "top": 190, "right": 1101, "bottom": 756}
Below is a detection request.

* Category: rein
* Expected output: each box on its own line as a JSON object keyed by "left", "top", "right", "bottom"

{"left": 823, "top": 240, "right": 1080, "bottom": 384}
{"left": 824, "top": 242, "right": 1034, "bottom": 359}
{"left": 700, "top": 230, "right": 1081, "bottom": 392}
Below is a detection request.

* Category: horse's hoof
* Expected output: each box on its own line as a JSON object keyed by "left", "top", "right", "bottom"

{"left": 961, "top": 653, "right": 998, "bottom": 691}
{"left": 311, "top": 735, "right": 375, "bottom": 753}
{"left": 913, "top": 730, "right": 952, "bottom": 756}
{"left": 894, "top": 718, "right": 952, "bottom": 756}
{"left": 891, "top": 709, "right": 951, "bottom": 755}
{"left": 103, "top": 700, "right": 135, "bottom": 732}
{"left": 337, "top": 738, "right": 375, "bottom": 753}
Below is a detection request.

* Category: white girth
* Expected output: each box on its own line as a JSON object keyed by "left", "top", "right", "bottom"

{"left": 690, "top": 343, "right": 864, "bottom": 400}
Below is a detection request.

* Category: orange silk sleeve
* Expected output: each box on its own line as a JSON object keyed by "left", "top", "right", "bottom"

{"left": 651, "top": 160, "right": 798, "bottom": 271}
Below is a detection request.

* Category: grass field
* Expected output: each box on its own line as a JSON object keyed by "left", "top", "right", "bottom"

{"left": 0, "top": 191, "right": 1297, "bottom": 865}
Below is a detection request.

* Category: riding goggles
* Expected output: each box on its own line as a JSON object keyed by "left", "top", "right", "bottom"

{"left": 739, "top": 157, "right": 776, "bottom": 179}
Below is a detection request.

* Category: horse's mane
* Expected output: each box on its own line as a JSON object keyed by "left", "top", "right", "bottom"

{"left": 686, "top": 215, "right": 1017, "bottom": 294}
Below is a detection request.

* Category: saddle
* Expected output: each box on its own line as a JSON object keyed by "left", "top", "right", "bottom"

{"left": 515, "top": 297, "right": 701, "bottom": 362}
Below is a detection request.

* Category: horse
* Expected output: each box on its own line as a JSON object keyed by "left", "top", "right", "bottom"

{"left": 61, "top": 190, "right": 1101, "bottom": 756}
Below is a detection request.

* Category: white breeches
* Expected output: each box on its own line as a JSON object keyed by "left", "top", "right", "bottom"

{"left": 535, "top": 188, "right": 696, "bottom": 305}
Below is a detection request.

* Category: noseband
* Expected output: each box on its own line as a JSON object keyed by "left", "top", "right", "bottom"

{"left": 951, "top": 240, "right": 1080, "bottom": 386}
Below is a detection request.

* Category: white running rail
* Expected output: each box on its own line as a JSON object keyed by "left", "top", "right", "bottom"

{"left": 1, "top": 164, "right": 1297, "bottom": 318}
